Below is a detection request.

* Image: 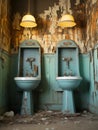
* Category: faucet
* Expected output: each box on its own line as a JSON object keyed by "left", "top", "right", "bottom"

{"left": 62, "top": 57, "right": 72, "bottom": 69}
{"left": 26, "top": 57, "right": 35, "bottom": 69}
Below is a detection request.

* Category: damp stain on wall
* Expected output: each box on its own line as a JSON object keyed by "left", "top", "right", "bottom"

{"left": 10, "top": 0, "right": 98, "bottom": 54}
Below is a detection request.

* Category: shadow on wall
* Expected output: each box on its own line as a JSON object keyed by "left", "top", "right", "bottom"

{"left": 74, "top": 52, "right": 90, "bottom": 112}
{"left": 74, "top": 79, "right": 90, "bottom": 112}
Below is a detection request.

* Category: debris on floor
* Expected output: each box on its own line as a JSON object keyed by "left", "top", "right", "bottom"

{"left": 4, "top": 111, "right": 14, "bottom": 117}
{"left": 0, "top": 110, "right": 98, "bottom": 126}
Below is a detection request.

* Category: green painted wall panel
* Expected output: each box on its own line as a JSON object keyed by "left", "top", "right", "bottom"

{"left": 9, "top": 54, "right": 22, "bottom": 113}
{"left": 9, "top": 52, "right": 98, "bottom": 114}
{"left": 0, "top": 51, "right": 10, "bottom": 114}
{"left": 0, "top": 51, "right": 98, "bottom": 114}
{"left": 38, "top": 54, "right": 62, "bottom": 110}
{"left": 79, "top": 53, "right": 90, "bottom": 108}
{"left": 9, "top": 53, "right": 91, "bottom": 113}
{"left": 89, "top": 49, "right": 98, "bottom": 114}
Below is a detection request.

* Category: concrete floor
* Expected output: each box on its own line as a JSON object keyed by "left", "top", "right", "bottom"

{"left": 0, "top": 121, "right": 98, "bottom": 130}
{"left": 0, "top": 111, "right": 98, "bottom": 130}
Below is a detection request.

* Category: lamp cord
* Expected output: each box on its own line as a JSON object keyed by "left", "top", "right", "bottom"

{"left": 66, "top": 0, "right": 68, "bottom": 13}
{"left": 28, "top": 0, "right": 30, "bottom": 13}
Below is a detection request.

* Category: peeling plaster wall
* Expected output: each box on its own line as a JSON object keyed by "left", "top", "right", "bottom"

{"left": 11, "top": 0, "right": 98, "bottom": 54}
{"left": 0, "top": 0, "right": 11, "bottom": 52}
{"left": 11, "top": 0, "right": 86, "bottom": 54}
{"left": 85, "top": 0, "right": 98, "bottom": 52}
{"left": 0, "top": 0, "right": 11, "bottom": 114}
{"left": 85, "top": 0, "right": 98, "bottom": 114}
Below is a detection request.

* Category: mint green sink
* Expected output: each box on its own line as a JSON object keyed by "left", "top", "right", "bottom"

{"left": 56, "top": 40, "right": 82, "bottom": 113}
{"left": 14, "top": 39, "right": 41, "bottom": 115}
{"left": 56, "top": 76, "right": 82, "bottom": 90}
{"left": 14, "top": 77, "right": 40, "bottom": 91}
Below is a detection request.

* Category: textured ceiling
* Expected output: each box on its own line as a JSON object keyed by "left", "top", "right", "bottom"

{"left": 11, "top": 0, "right": 85, "bottom": 16}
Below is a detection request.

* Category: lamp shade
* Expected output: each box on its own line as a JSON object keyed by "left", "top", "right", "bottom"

{"left": 20, "top": 14, "right": 37, "bottom": 28}
{"left": 58, "top": 14, "right": 76, "bottom": 28}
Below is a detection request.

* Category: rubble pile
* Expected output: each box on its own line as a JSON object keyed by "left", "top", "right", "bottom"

{"left": 0, "top": 110, "right": 98, "bottom": 125}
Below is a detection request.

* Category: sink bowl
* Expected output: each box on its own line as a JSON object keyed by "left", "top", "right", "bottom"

{"left": 56, "top": 76, "right": 82, "bottom": 90}
{"left": 14, "top": 77, "right": 40, "bottom": 90}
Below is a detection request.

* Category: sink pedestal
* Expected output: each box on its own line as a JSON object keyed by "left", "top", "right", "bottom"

{"left": 21, "top": 91, "right": 33, "bottom": 115}
{"left": 56, "top": 76, "right": 82, "bottom": 113}
{"left": 62, "top": 90, "right": 75, "bottom": 113}
{"left": 14, "top": 77, "right": 41, "bottom": 115}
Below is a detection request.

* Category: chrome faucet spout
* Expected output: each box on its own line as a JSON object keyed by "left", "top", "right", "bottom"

{"left": 26, "top": 57, "right": 35, "bottom": 69}
{"left": 62, "top": 57, "right": 72, "bottom": 69}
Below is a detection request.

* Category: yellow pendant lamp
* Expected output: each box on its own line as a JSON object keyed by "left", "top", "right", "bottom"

{"left": 58, "top": 0, "right": 76, "bottom": 28}
{"left": 58, "top": 14, "right": 76, "bottom": 28}
{"left": 20, "top": 0, "right": 37, "bottom": 28}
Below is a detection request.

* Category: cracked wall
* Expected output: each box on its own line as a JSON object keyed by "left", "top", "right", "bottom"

{"left": 11, "top": 0, "right": 85, "bottom": 53}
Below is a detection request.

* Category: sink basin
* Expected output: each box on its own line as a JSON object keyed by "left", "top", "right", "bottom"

{"left": 14, "top": 77, "right": 40, "bottom": 90}
{"left": 56, "top": 76, "right": 82, "bottom": 90}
